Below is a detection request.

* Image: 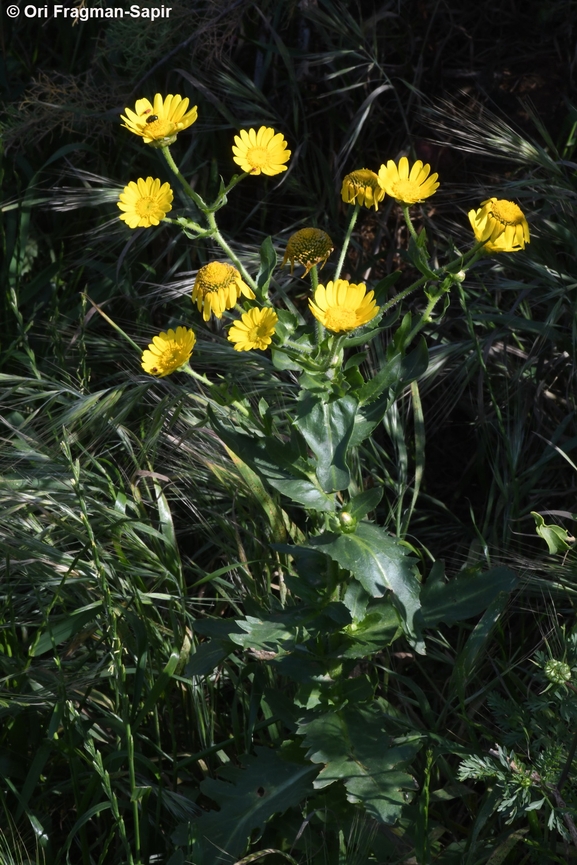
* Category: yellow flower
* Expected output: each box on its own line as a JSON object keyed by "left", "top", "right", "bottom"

{"left": 309, "top": 280, "right": 379, "bottom": 333}
{"left": 227, "top": 307, "right": 278, "bottom": 351}
{"left": 121, "top": 94, "right": 198, "bottom": 145}
{"left": 117, "top": 177, "right": 173, "bottom": 229}
{"left": 141, "top": 326, "right": 196, "bottom": 377}
{"left": 377, "top": 157, "right": 439, "bottom": 205}
{"left": 232, "top": 126, "right": 291, "bottom": 176}
{"left": 282, "top": 228, "right": 334, "bottom": 276}
{"left": 468, "top": 198, "right": 530, "bottom": 253}
{"left": 341, "top": 169, "right": 384, "bottom": 210}
{"left": 192, "top": 262, "right": 255, "bottom": 321}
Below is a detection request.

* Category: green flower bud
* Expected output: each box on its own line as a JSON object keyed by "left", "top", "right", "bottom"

{"left": 338, "top": 511, "right": 357, "bottom": 533}
{"left": 544, "top": 658, "right": 571, "bottom": 685}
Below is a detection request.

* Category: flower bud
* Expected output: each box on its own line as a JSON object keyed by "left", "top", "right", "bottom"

{"left": 544, "top": 658, "right": 572, "bottom": 685}
{"left": 338, "top": 511, "right": 357, "bottom": 533}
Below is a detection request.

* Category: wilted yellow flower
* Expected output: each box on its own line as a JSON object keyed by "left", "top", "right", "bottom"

{"left": 121, "top": 94, "right": 198, "bottom": 145}
{"left": 377, "top": 157, "right": 439, "bottom": 205}
{"left": 468, "top": 198, "right": 530, "bottom": 253}
{"left": 227, "top": 307, "right": 278, "bottom": 351}
{"left": 192, "top": 262, "right": 255, "bottom": 321}
{"left": 309, "top": 280, "right": 379, "bottom": 333}
{"left": 341, "top": 169, "right": 384, "bottom": 210}
{"left": 282, "top": 228, "right": 334, "bottom": 276}
{"left": 117, "top": 177, "right": 173, "bottom": 229}
{"left": 232, "top": 127, "right": 291, "bottom": 176}
{"left": 141, "top": 327, "right": 196, "bottom": 377}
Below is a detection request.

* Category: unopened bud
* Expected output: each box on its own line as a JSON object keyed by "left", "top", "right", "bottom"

{"left": 544, "top": 658, "right": 571, "bottom": 685}
{"left": 338, "top": 511, "right": 357, "bottom": 533}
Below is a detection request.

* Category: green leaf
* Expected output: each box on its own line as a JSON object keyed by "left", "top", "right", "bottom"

{"left": 298, "top": 703, "right": 420, "bottom": 823}
{"left": 307, "top": 523, "right": 424, "bottom": 653}
{"left": 295, "top": 395, "right": 357, "bottom": 492}
{"left": 450, "top": 591, "right": 512, "bottom": 704}
{"left": 400, "top": 337, "right": 429, "bottom": 384}
{"left": 186, "top": 640, "right": 230, "bottom": 676}
{"left": 357, "top": 354, "right": 402, "bottom": 406}
{"left": 349, "top": 389, "right": 394, "bottom": 448}
{"left": 210, "top": 412, "right": 335, "bottom": 512}
{"left": 420, "top": 562, "right": 518, "bottom": 627}
{"left": 342, "top": 327, "right": 387, "bottom": 348}
{"left": 347, "top": 487, "right": 383, "bottom": 520}
{"left": 343, "top": 580, "right": 371, "bottom": 622}
{"left": 531, "top": 511, "right": 574, "bottom": 554}
{"left": 230, "top": 615, "right": 303, "bottom": 653}
{"left": 30, "top": 604, "right": 101, "bottom": 657}
{"left": 407, "top": 232, "right": 438, "bottom": 279}
{"left": 257, "top": 236, "right": 277, "bottom": 298}
{"left": 191, "top": 747, "right": 318, "bottom": 864}
{"left": 340, "top": 602, "right": 402, "bottom": 658}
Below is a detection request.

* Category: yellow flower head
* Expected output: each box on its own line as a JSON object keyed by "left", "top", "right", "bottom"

{"left": 141, "top": 326, "right": 196, "bottom": 377}
{"left": 227, "top": 307, "right": 278, "bottom": 352}
{"left": 282, "top": 228, "right": 334, "bottom": 276}
{"left": 377, "top": 157, "right": 439, "bottom": 205}
{"left": 309, "top": 280, "right": 379, "bottom": 333}
{"left": 117, "top": 177, "right": 173, "bottom": 229}
{"left": 232, "top": 126, "right": 291, "bottom": 176}
{"left": 192, "top": 261, "right": 255, "bottom": 321}
{"left": 341, "top": 169, "right": 385, "bottom": 210}
{"left": 468, "top": 198, "right": 530, "bottom": 253}
{"left": 121, "top": 94, "right": 198, "bottom": 145}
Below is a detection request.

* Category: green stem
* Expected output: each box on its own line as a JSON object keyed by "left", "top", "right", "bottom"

{"left": 334, "top": 203, "right": 360, "bottom": 281}
{"left": 180, "top": 364, "right": 251, "bottom": 417}
{"left": 406, "top": 289, "right": 448, "bottom": 344}
{"left": 161, "top": 145, "right": 208, "bottom": 212}
{"left": 378, "top": 242, "right": 486, "bottom": 318}
{"left": 205, "top": 210, "right": 258, "bottom": 292}
{"left": 162, "top": 216, "right": 207, "bottom": 235}
{"left": 207, "top": 171, "right": 250, "bottom": 212}
{"left": 83, "top": 294, "right": 141, "bottom": 353}
{"left": 126, "top": 723, "right": 141, "bottom": 864}
{"left": 179, "top": 363, "right": 212, "bottom": 386}
{"left": 401, "top": 203, "right": 419, "bottom": 244}
{"left": 310, "top": 264, "right": 325, "bottom": 345}
{"left": 379, "top": 274, "right": 430, "bottom": 315}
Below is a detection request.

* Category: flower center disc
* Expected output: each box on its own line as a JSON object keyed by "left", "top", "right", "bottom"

{"left": 247, "top": 146, "right": 269, "bottom": 168}
{"left": 392, "top": 179, "right": 419, "bottom": 200}
{"left": 325, "top": 308, "right": 358, "bottom": 332}
{"left": 490, "top": 200, "right": 524, "bottom": 225}
{"left": 199, "top": 262, "right": 234, "bottom": 293}
{"left": 141, "top": 117, "right": 172, "bottom": 138}
{"left": 135, "top": 196, "right": 156, "bottom": 216}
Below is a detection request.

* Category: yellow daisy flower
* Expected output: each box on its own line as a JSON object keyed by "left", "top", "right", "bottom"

{"left": 227, "top": 307, "right": 278, "bottom": 352}
{"left": 309, "top": 280, "right": 379, "bottom": 333}
{"left": 468, "top": 198, "right": 530, "bottom": 253}
{"left": 141, "top": 326, "right": 196, "bottom": 377}
{"left": 121, "top": 93, "right": 198, "bottom": 145}
{"left": 232, "top": 126, "right": 291, "bottom": 176}
{"left": 282, "top": 228, "right": 334, "bottom": 276}
{"left": 341, "top": 169, "right": 385, "bottom": 210}
{"left": 192, "top": 261, "right": 255, "bottom": 321}
{"left": 377, "top": 157, "right": 439, "bottom": 205}
{"left": 117, "top": 177, "right": 173, "bottom": 229}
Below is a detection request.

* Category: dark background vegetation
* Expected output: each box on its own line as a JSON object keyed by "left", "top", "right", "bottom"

{"left": 2, "top": 1, "right": 577, "bottom": 863}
